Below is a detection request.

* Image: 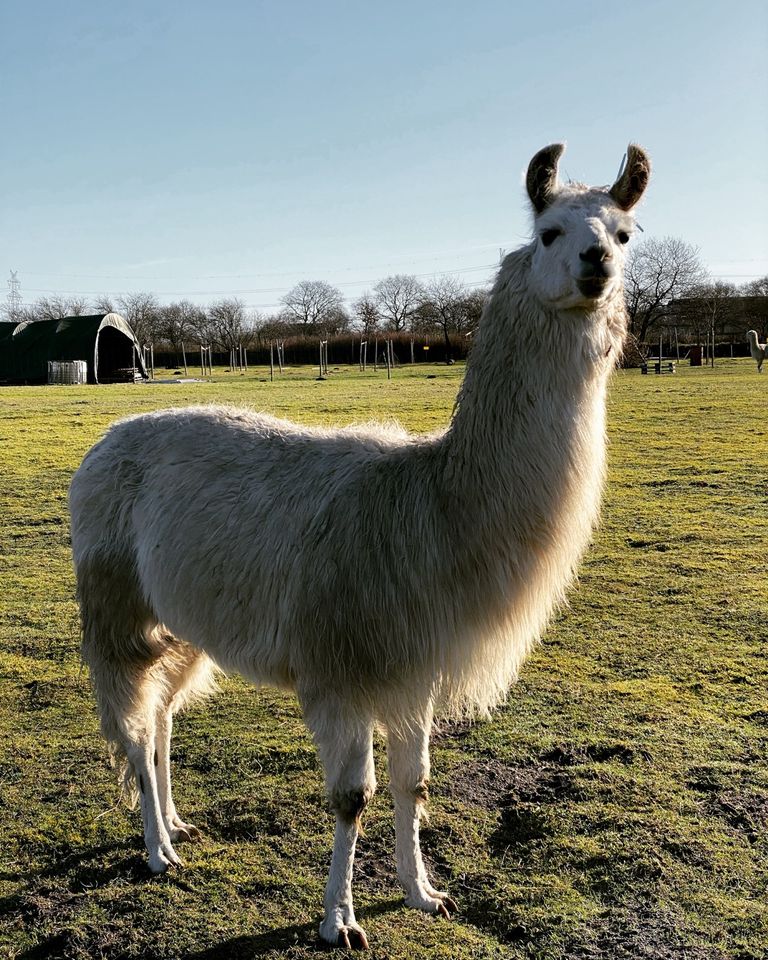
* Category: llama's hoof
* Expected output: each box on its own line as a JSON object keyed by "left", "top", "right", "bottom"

{"left": 169, "top": 818, "right": 201, "bottom": 842}
{"left": 406, "top": 889, "right": 457, "bottom": 917}
{"left": 147, "top": 842, "right": 184, "bottom": 874}
{"left": 171, "top": 826, "right": 199, "bottom": 843}
{"left": 435, "top": 896, "right": 458, "bottom": 918}
{"left": 319, "top": 917, "right": 369, "bottom": 950}
{"left": 338, "top": 926, "right": 369, "bottom": 950}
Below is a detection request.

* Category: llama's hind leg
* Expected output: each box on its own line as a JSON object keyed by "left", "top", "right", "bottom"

{"left": 83, "top": 633, "right": 182, "bottom": 870}
{"left": 387, "top": 709, "right": 457, "bottom": 917}
{"left": 154, "top": 646, "right": 216, "bottom": 843}
{"left": 125, "top": 702, "right": 184, "bottom": 873}
{"left": 78, "top": 557, "right": 182, "bottom": 872}
{"left": 302, "top": 693, "right": 376, "bottom": 950}
{"left": 155, "top": 706, "right": 200, "bottom": 843}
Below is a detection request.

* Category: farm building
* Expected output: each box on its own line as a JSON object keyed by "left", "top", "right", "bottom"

{"left": 0, "top": 313, "right": 147, "bottom": 384}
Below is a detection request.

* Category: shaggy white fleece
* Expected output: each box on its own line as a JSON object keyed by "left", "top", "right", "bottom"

{"left": 70, "top": 142, "right": 650, "bottom": 949}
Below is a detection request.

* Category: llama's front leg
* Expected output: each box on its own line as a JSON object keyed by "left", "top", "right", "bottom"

{"left": 387, "top": 715, "right": 457, "bottom": 917}
{"left": 303, "top": 696, "right": 376, "bottom": 949}
{"left": 155, "top": 706, "right": 200, "bottom": 843}
{"left": 321, "top": 813, "right": 368, "bottom": 950}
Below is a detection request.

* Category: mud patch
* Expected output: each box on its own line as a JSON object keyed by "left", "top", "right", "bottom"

{"left": 491, "top": 804, "right": 554, "bottom": 848}
{"left": 431, "top": 717, "right": 475, "bottom": 741}
{"left": 354, "top": 837, "right": 397, "bottom": 894}
{"left": 541, "top": 742, "right": 644, "bottom": 766}
{"left": 563, "top": 906, "right": 729, "bottom": 959}
{"left": 743, "top": 709, "right": 768, "bottom": 725}
{"left": 686, "top": 766, "right": 767, "bottom": 843}
{"left": 706, "top": 790, "right": 768, "bottom": 843}
{"left": 445, "top": 758, "right": 580, "bottom": 810}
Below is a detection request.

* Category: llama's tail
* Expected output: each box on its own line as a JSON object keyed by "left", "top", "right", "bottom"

{"left": 77, "top": 551, "right": 159, "bottom": 806}
{"left": 76, "top": 545, "right": 220, "bottom": 806}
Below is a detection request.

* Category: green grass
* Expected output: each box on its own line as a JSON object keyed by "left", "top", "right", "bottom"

{"left": 1, "top": 360, "right": 766, "bottom": 960}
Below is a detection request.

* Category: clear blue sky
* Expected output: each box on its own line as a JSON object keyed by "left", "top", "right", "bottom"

{"left": 1, "top": 0, "right": 766, "bottom": 312}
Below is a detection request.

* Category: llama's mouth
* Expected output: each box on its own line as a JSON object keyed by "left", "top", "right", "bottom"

{"left": 576, "top": 277, "right": 610, "bottom": 299}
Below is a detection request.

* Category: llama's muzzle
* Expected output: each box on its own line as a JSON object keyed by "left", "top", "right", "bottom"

{"left": 577, "top": 244, "right": 615, "bottom": 298}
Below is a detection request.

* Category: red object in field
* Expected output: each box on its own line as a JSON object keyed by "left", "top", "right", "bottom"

{"left": 689, "top": 345, "right": 702, "bottom": 366}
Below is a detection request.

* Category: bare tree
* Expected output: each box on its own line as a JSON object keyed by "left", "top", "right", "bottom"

{"left": 116, "top": 292, "right": 161, "bottom": 344}
{"left": 324, "top": 305, "right": 351, "bottom": 335}
{"left": 422, "top": 277, "right": 471, "bottom": 361}
{"left": 20, "top": 295, "right": 89, "bottom": 322}
{"left": 253, "top": 311, "right": 291, "bottom": 342}
{"left": 459, "top": 288, "right": 488, "bottom": 336}
{"left": 373, "top": 274, "right": 425, "bottom": 332}
{"left": 694, "top": 280, "right": 738, "bottom": 361}
{"left": 156, "top": 300, "right": 207, "bottom": 359}
{"left": 207, "top": 298, "right": 247, "bottom": 351}
{"left": 91, "top": 295, "right": 116, "bottom": 314}
{"left": 352, "top": 292, "right": 380, "bottom": 336}
{"left": 625, "top": 236, "right": 705, "bottom": 343}
{"left": 281, "top": 280, "right": 345, "bottom": 331}
{"left": 742, "top": 275, "right": 768, "bottom": 298}
{"left": 696, "top": 280, "right": 737, "bottom": 326}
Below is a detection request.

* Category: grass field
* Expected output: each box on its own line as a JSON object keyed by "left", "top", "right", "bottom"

{"left": 1, "top": 361, "right": 766, "bottom": 960}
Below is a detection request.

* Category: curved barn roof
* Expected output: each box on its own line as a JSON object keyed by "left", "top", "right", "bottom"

{"left": 0, "top": 313, "right": 147, "bottom": 384}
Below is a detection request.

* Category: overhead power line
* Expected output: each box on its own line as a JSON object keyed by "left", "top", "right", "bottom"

{"left": 19, "top": 263, "right": 499, "bottom": 299}
{"left": 15, "top": 242, "right": 520, "bottom": 282}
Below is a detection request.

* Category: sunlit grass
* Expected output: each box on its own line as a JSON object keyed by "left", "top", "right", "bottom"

{"left": 1, "top": 359, "right": 766, "bottom": 959}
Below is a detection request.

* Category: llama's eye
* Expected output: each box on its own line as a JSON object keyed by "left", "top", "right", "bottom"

{"left": 617, "top": 230, "right": 630, "bottom": 244}
{"left": 541, "top": 229, "right": 562, "bottom": 247}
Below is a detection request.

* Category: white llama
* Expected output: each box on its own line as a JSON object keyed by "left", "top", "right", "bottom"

{"left": 70, "top": 142, "right": 650, "bottom": 949}
{"left": 747, "top": 329, "right": 766, "bottom": 372}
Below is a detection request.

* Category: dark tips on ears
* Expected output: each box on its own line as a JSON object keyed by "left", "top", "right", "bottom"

{"left": 526, "top": 143, "right": 565, "bottom": 214}
{"left": 526, "top": 142, "right": 651, "bottom": 213}
{"left": 609, "top": 143, "right": 651, "bottom": 211}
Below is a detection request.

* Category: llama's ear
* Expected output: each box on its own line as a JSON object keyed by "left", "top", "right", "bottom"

{"left": 526, "top": 143, "right": 565, "bottom": 214}
{"left": 610, "top": 143, "right": 651, "bottom": 211}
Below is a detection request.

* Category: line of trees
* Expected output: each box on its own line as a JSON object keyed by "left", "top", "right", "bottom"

{"left": 5, "top": 244, "right": 766, "bottom": 358}
{"left": 4, "top": 274, "right": 488, "bottom": 361}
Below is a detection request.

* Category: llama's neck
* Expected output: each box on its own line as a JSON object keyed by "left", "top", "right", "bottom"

{"left": 441, "top": 247, "right": 625, "bottom": 548}
{"left": 422, "top": 249, "right": 626, "bottom": 718}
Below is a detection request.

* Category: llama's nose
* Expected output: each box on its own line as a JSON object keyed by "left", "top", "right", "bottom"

{"left": 579, "top": 245, "right": 614, "bottom": 279}
{"left": 580, "top": 245, "right": 611, "bottom": 266}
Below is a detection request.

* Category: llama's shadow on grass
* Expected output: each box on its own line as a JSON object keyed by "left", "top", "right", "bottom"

{"left": 0, "top": 837, "right": 145, "bottom": 904}
{"left": 8, "top": 836, "right": 407, "bottom": 959}
{"left": 37, "top": 838, "right": 150, "bottom": 886}
{"left": 17, "top": 901, "right": 402, "bottom": 960}
{"left": 1, "top": 837, "right": 189, "bottom": 933}
{"left": 179, "top": 898, "right": 405, "bottom": 959}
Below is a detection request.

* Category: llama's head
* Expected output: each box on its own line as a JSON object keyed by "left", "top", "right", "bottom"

{"left": 526, "top": 143, "right": 650, "bottom": 311}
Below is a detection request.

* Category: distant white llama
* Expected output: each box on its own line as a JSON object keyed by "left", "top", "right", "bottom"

{"left": 70, "top": 142, "right": 650, "bottom": 949}
{"left": 747, "top": 330, "right": 766, "bottom": 371}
